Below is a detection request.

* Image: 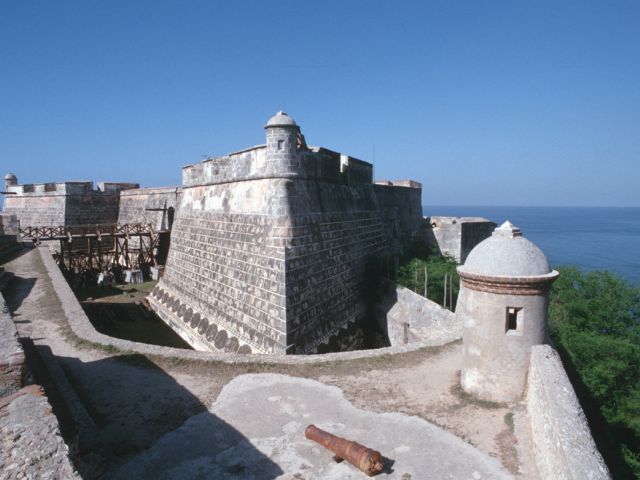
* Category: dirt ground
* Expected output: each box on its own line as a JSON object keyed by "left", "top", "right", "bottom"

{"left": 2, "top": 247, "right": 538, "bottom": 478}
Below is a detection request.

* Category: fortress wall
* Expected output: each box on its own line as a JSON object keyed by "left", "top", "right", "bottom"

{"left": 152, "top": 179, "right": 289, "bottom": 354}
{"left": 182, "top": 147, "right": 374, "bottom": 189}
{"left": 3, "top": 181, "right": 140, "bottom": 229}
{"left": 64, "top": 192, "right": 121, "bottom": 226}
{"left": 425, "top": 217, "right": 496, "bottom": 263}
{"left": 527, "top": 345, "right": 610, "bottom": 480}
{"left": 182, "top": 147, "right": 267, "bottom": 187}
{"left": 374, "top": 279, "right": 461, "bottom": 347}
{"left": 373, "top": 183, "right": 424, "bottom": 249}
{"left": 283, "top": 180, "right": 389, "bottom": 353}
{"left": 118, "top": 187, "right": 180, "bottom": 230}
{"left": 3, "top": 194, "right": 66, "bottom": 227}
{"left": 151, "top": 174, "right": 424, "bottom": 355}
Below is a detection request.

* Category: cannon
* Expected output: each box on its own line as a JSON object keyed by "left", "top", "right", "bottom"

{"left": 304, "top": 424, "right": 384, "bottom": 476}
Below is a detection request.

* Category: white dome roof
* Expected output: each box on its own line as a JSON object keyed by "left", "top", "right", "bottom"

{"left": 264, "top": 111, "right": 298, "bottom": 128}
{"left": 459, "top": 221, "right": 552, "bottom": 277}
{"left": 4, "top": 172, "right": 16, "bottom": 180}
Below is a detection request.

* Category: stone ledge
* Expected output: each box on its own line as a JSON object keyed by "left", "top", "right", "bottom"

{"left": 526, "top": 345, "right": 610, "bottom": 480}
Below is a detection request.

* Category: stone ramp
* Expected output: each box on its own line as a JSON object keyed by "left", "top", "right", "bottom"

{"left": 113, "top": 373, "right": 512, "bottom": 479}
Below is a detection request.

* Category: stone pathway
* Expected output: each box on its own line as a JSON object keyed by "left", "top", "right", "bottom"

{"left": 113, "top": 373, "right": 512, "bottom": 480}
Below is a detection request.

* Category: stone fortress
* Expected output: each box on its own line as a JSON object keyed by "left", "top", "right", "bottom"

{"left": 0, "top": 112, "right": 611, "bottom": 479}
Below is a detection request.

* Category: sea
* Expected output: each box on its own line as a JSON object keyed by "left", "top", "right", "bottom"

{"left": 424, "top": 206, "right": 640, "bottom": 285}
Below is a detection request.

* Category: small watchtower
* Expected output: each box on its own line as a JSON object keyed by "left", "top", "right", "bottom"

{"left": 264, "top": 111, "right": 301, "bottom": 176}
{"left": 456, "top": 221, "right": 559, "bottom": 402}
{"left": 4, "top": 173, "right": 17, "bottom": 191}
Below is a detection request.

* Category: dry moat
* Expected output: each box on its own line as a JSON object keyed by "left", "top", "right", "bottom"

{"left": 75, "top": 281, "right": 191, "bottom": 350}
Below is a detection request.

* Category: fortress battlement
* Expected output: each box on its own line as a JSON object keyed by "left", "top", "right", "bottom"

{"left": 182, "top": 144, "right": 374, "bottom": 188}
{"left": 6, "top": 181, "right": 139, "bottom": 196}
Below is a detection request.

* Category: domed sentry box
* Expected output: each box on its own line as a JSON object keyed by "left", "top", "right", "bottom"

{"left": 456, "top": 221, "right": 559, "bottom": 402}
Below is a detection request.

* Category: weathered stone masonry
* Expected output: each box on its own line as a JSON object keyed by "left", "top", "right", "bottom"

{"left": 149, "top": 112, "right": 425, "bottom": 354}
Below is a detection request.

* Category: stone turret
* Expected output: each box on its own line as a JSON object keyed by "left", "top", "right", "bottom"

{"left": 4, "top": 173, "right": 17, "bottom": 191}
{"left": 456, "top": 221, "right": 559, "bottom": 402}
{"left": 264, "top": 111, "right": 301, "bottom": 176}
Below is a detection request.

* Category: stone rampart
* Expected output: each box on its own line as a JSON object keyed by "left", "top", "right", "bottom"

{"left": 4, "top": 181, "right": 140, "bottom": 229}
{"left": 182, "top": 146, "right": 374, "bottom": 188}
{"left": 152, "top": 167, "right": 423, "bottom": 354}
{"left": 425, "top": 216, "right": 496, "bottom": 263}
{"left": 374, "top": 279, "right": 461, "bottom": 346}
{"left": 374, "top": 182, "right": 424, "bottom": 249}
{"left": 526, "top": 345, "right": 610, "bottom": 480}
{"left": 118, "top": 187, "right": 181, "bottom": 230}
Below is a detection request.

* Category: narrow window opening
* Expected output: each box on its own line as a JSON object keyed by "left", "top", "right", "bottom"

{"left": 506, "top": 307, "right": 522, "bottom": 333}
{"left": 277, "top": 139, "right": 284, "bottom": 151}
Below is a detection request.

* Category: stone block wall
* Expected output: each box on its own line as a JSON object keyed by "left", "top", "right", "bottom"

{"left": 425, "top": 216, "right": 496, "bottom": 263}
{"left": 118, "top": 187, "right": 181, "bottom": 229}
{"left": 527, "top": 345, "right": 610, "bottom": 479}
{"left": 0, "top": 294, "right": 25, "bottom": 398}
{"left": 285, "top": 210, "right": 388, "bottom": 353}
{"left": 3, "top": 181, "right": 140, "bottom": 229}
{"left": 151, "top": 172, "right": 424, "bottom": 354}
{"left": 374, "top": 279, "right": 461, "bottom": 347}
{"left": 374, "top": 182, "right": 425, "bottom": 249}
{"left": 3, "top": 194, "right": 66, "bottom": 227}
{"left": 149, "top": 180, "right": 288, "bottom": 354}
{"left": 182, "top": 146, "right": 374, "bottom": 189}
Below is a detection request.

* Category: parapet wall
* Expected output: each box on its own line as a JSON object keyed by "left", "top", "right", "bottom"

{"left": 182, "top": 146, "right": 374, "bottom": 188}
{"left": 375, "top": 279, "right": 461, "bottom": 346}
{"left": 526, "top": 345, "right": 610, "bottom": 480}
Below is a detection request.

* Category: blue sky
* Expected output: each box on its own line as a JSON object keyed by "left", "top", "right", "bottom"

{"left": 1, "top": 1, "right": 639, "bottom": 207}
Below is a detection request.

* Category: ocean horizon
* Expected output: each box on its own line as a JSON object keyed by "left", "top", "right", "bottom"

{"left": 423, "top": 205, "right": 640, "bottom": 285}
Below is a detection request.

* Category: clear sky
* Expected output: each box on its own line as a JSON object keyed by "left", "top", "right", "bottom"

{"left": 1, "top": 1, "right": 639, "bottom": 207}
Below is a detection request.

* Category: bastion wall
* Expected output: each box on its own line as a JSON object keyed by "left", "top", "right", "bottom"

{"left": 150, "top": 118, "right": 425, "bottom": 355}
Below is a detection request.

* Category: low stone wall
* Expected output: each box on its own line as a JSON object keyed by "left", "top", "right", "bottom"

{"left": 0, "top": 295, "right": 25, "bottom": 397}
{"left": 375, "top": 279, "right": 461, "bottom": 346}
{"left": 38, "top": 245, "right": 444, "bottom": 365}
{"left": 0, "top": 293, "right": 80, "bottom": 478}
{"left": 526, "top": 345, "right": 610, "bottom": 480}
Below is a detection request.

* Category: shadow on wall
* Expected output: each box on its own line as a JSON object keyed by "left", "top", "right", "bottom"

{"left": 54, "top": 352, "right": 284, "bottom": 479}
{"left": 423, "top": 222, "right": 442, "bottom": 257}
{"left": 0, "top": 243, "right": 34, "bottom": 266}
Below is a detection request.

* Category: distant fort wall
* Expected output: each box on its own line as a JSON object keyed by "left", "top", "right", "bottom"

{"left": 4, "top": 181, "right": 139, "bottom": 229}
{"left": 117, "top": 187, "right": 181, "bottom": 231}
{"left": 425, "top": 216, "right": 496, "bottom": 263}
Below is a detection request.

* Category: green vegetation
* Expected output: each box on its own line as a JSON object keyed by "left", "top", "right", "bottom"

{"left": 395, "top": 244, "right": 459, "bottom": 310}
{"left": 549, "top": 267, "right": 640, "bottom": 478}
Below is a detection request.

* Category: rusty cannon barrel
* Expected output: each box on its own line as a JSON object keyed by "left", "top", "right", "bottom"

{"left": 304, "top": 424, "right": 384, "bottom": 476}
